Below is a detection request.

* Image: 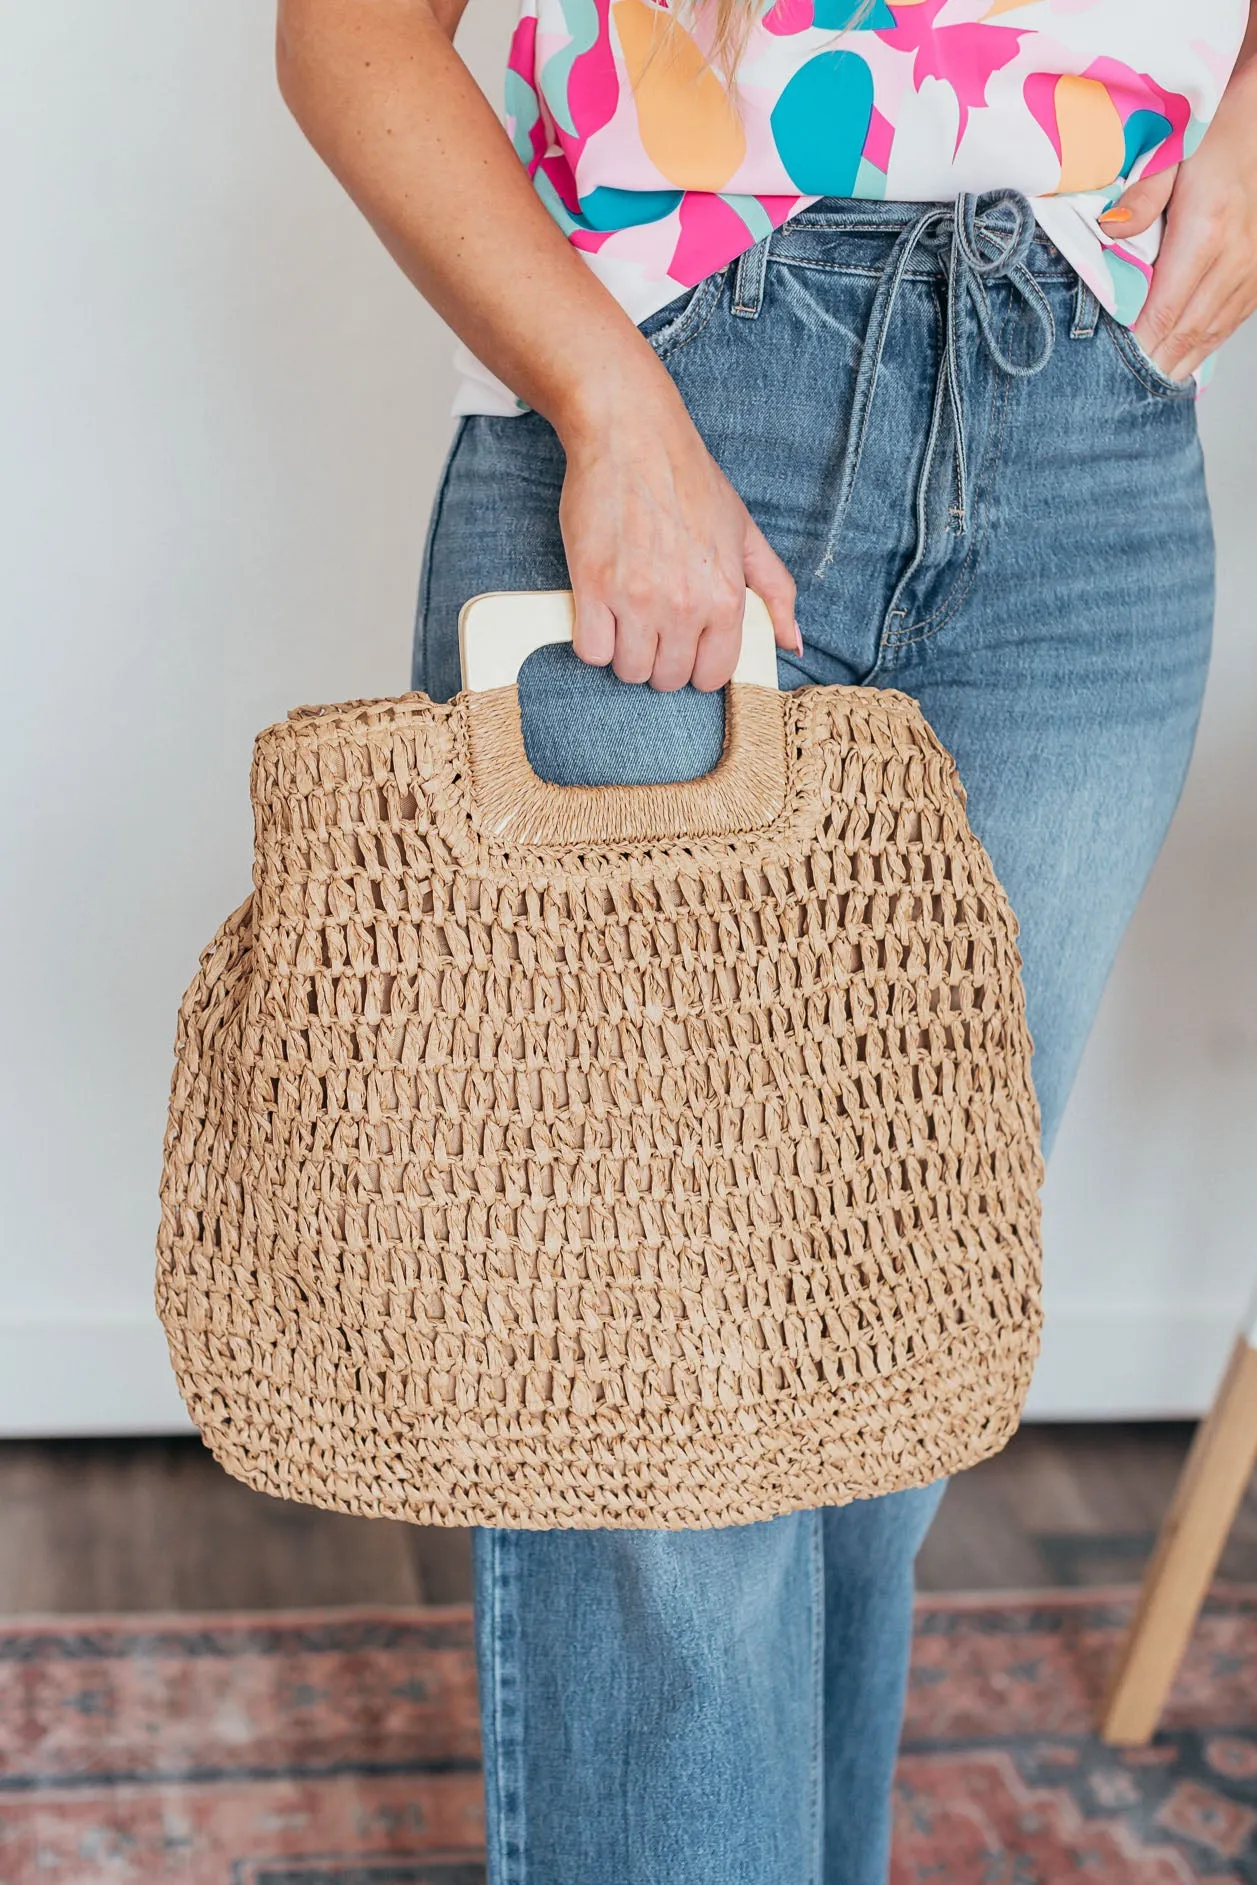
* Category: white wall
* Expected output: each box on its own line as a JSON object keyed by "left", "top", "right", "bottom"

{"left": 1, "top": 3, "right": 1254, "bottom": 1434}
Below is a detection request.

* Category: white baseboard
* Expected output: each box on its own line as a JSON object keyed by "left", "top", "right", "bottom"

{"left": 1023, "top": 1304, "right": 1236, "bottom": 1421}
{"left": 0, "top": 1305, "right": 1237, "bottom": 1437}
{"left": 0, "top": 1316, "right": 193, "bottom": 1437}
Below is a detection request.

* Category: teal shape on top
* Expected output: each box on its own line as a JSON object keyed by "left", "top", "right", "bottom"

{"left": 1106, "top": 252, "right": 1150, "bottom": 328}
{"left": 854, "top": 155, "right": 887, "bottom": 200}
{"left": 504, "top": 70, "right": 541, "bottom": 166}
{"left": 813, "top": 0, "right": 894, "bottom": 24}
{"left": 1122, "top": 110, "right": 1172, "bottom": 176}
{"left": 723, "top": 194, "right": 776, "bottom": 243}
{"left": 578, "top": 186, "right": 684, "bottom": 230}
{"left": 540, "top": 0, "right": 602, "bottom": 139}
{"left": 770, "top": 51, "right": 874, "bottom": 195}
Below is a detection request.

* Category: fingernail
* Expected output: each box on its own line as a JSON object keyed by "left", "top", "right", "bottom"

{"left": 793, "top": 621, "right": 804, "bottom": 656}
{"left": 1099, "top": 206, "right": 1132, "bottom": 223}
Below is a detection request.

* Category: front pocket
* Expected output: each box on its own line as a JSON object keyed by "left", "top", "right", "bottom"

{"left": 1104, "top": 315, "right": 1198, "bottom": 401}
{"left": 637, "top": 269, "right": 726, "bottom": 359}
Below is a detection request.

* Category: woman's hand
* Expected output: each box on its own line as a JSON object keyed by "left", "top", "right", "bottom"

{"left": 1100, "top": 55, "right": 1257, "bottom": 382}
{"left": 556, "top": 373, "right": 800, "bottom": 693}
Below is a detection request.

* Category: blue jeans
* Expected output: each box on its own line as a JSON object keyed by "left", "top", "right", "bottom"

{"left": 414, "top": 195, "right": 1213, "bottom": 1885}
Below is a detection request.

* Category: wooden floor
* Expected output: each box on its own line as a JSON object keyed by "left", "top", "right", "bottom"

{"left": 1, "top": 1423, "right": 1254, "bottom": 1614}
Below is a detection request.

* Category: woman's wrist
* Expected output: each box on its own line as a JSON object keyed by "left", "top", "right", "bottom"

{"left": 542, "top": 337, "right": 691, "bottom": 455}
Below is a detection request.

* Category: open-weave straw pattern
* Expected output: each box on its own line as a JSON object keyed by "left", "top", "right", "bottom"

{"left": 157, "top": 681, "right": 1043, "bottom": 1530}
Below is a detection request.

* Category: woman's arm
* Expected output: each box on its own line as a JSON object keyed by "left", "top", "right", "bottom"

{"left": 276, "top": 0, "right": 799, "bottom": 690}
{"left": 1101, "top": 8, "right": 1257, "bottom": 381}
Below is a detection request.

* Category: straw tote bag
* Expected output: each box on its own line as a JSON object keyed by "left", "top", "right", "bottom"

{"left": 157, "top": 591, "right": 1044, "bottom": 1531}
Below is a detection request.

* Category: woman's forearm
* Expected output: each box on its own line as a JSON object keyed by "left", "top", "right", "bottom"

{"left": 275, "top": 0, "right": 800, "bottom": 688}
{"left": 275, "top": 0, "right": 680, "bottom": 442}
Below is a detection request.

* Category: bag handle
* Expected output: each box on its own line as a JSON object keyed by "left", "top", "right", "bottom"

{"left": 455, "top": 589, "right": 790, "bottom": 850}
{"left": 457, "top": 589, "right": 781, "bottom": 693}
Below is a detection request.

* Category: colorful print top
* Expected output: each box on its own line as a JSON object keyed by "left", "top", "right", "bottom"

{"left": 454, "top": 0, "right": 1248, "bottom": 413}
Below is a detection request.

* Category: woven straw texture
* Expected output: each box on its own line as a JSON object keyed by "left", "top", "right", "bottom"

{"left": 156, "top": 679, "right": 1044, "bottom": 1530}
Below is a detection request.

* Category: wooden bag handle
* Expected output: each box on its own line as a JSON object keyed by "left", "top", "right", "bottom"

{"left": 457, "top": 589, "right": 781, "bottom": 693}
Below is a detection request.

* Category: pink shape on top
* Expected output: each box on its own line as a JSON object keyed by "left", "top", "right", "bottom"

{"left": 864, "top": 104, "right": 894, "bottom": 172}
{"left": 506, "top": 16, "right": 550, "bottom": 172}
{"left": 560, "top": 0, "right": 620, "bottom": 172}
{"left": 538, "top": 151, "right": 582, "bottom": 217}
{"left": 876, "top": 0, "right": 1025, "bottom": 152}
{"left": 1081, "top": 55, "right": 1192, "bottom": 171}
{"left": 755, "top": 193, "right": 807, "bottom": 223}
{"left": 763, "top": 0, "right": 815, "bottom": 37}
{"left": 1022, "top": 69, "right": 1061, "bottom": 159}
{"left": 670, "top": 194, "right": 754, "bottom": 288}
{"left": 507, "top": 11, "right": 536, "bottom": 78}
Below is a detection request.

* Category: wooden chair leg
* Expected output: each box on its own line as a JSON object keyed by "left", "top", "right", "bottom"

{"left": 1101, "top": 1312, "right": 1257, "bottom": 1747}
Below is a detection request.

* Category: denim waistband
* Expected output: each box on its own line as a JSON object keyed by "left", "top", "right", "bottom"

{"left": 773, "top": 189, "right": 1076, "bottom": 280}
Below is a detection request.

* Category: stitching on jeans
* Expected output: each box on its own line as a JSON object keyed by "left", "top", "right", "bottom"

{"left": 1102, "top": 312, "right": 1199, "bottom": 401}
{"left": 483, "top": 1529, "right": 526, "bottom": 1885}
{"left": 1070, "top": 276, "right": 1100, "bottom": 340}
{"left": 414, "top": 416, "right": 471, "bottom": 696}
{"left": 888, "top": 295, "right": 1017, "bottom": 648}
{"left": 808, "top": 1508, "right": 825, "bottom": 1885}
{"left": 894, "top": 368, "right": 1011, "bottom": 645}
{"left": 484, "top": 1529, "right": 507, "bottom": 1885}
{"left": 506, "top": 1532, "right": 529, "bottom": 1885}
{"left": 647, "top": 269, "right": 727, "bottom": 360}
{"left": 732, "top": 237, "right": 771, "bottom": 318}
{"left": 771, "top": 255, "right": 1075, "bottom": 285}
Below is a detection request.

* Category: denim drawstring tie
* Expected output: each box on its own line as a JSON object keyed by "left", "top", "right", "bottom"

{"left": 816, "top": 189, "right": 1057, "bottom": 579}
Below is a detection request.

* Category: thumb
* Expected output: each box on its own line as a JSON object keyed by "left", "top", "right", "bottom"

{"left": 1099, "top": 165, "right": 1177, "bottom": 239}
{"left": 743, "top": 515, "right": 802, "bottom": 657}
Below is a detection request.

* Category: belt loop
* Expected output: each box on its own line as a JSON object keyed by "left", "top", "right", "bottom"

{"left": 731, "top": 235, "right": 771, "bottom": 320}
{"left": 1071, "top": 276, "right": 1101, "bottom": 339}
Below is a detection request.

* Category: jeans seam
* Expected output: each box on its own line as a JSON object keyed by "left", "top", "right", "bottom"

{"left": 886, "top": 303, "right": 1015, "bottom": 649}
{"left": 484, "top": 1529, "right": 526, "bottom": 1885}
{"left": 809, "top": 1506, "right": 825, "bottom": 1885}
{"left": 413, "top": 415, "right": 470, "bottom": 695}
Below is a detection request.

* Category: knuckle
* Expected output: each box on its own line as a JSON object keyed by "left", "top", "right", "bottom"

{"left": 618, "top": 575, "right": 654, "bottom": 612}
{"left": 1141, "top": 303, "right": 1178, "bottom": 345}
{"left": 614, "top": 658, "right": 652, "bottom": 685}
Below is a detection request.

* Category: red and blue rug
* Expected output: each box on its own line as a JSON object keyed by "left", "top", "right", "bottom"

{"left": 1, "top": 1586, "right": 1253, "bottom": 1882}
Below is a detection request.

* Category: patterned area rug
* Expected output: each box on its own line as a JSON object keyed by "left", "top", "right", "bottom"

{"left": 1, "top": 1587, "right": 1253, "bottom": 1883}
{"left": 899, "top": 1589, "right": 1257, "bottom": 1883}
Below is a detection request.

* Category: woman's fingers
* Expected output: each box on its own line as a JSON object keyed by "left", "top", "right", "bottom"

{"left": 1131, "top": 193, "right": 1228, "bottom": 376}
{"left": 690, "top": 584, "right": 746, "bottom": 693}
{"left": 571, "top": 589, "right": 616, "bottom": 668}
{"left": 1099, "top": 165, "right": 1176, "bottom": 239}
{"left": 559, "top": 408, "right": 796, "bottom": 692}
{"left": 610, "top": 603, "right": 661, "bottom": 685}
{"left": 1146, "top": 254, "right": 1239, "bottom": 380}
{"left": 743, "top": 515, "right": 801, "bottom": 655}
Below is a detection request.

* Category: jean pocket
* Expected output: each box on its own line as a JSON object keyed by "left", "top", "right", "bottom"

{"left": 637, "top": 270, "right": 726, "bottom": 359}
{"left": 1104, "top": 315, "right": 1197, "bottom": 401}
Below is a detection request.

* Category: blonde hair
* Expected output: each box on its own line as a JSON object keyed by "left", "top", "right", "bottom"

{"left": 702, "top": 0, "right": 880, "bottom": 82}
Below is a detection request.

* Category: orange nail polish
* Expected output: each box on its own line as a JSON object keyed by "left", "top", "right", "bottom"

{"left": 1099, "top": 206, "right": 1132, "bottom": 223}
